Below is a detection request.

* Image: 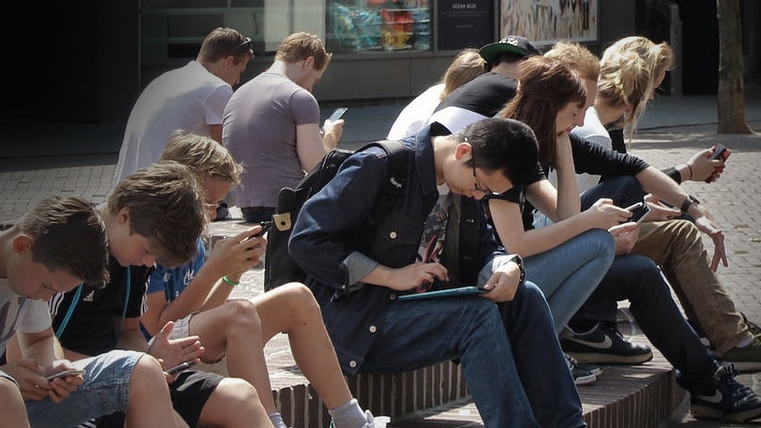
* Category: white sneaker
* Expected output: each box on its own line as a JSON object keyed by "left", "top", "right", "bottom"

{"left": 363, "top": 410, "right": 391, "bottom": 428}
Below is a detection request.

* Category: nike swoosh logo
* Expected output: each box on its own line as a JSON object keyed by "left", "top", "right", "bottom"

{"left": 695, "top": 390, "right": 723, "bottom": 404}
{"left": 567, "top": 335, "right": 613, "bottom": 350}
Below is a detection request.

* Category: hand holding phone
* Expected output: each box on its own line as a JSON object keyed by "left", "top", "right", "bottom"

{"left": 328, "top": 107, "right": 348, "bottom": 122}
{"left": 45, "top": 369, "right": 86, "bottom": 380}
{"left": 251, "top": 220, "right": 273, "bottom": 238}
{"left": 706, "top": 145, "right": 731, "bottom": 183}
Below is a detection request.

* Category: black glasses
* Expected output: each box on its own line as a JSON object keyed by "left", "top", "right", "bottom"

{"left": 469, "top": 141, "right": 501, "bottom": 197}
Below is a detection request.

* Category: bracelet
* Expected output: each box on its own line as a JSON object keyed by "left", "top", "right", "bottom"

{"left": 222, "top": 275, "right": 240, "bottom": 287}
{"left": 685, "top": 164, "right": 693, "bottom": 180}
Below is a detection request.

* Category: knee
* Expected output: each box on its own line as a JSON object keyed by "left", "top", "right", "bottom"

{"left": 279, "top": 282, "right": 321, "bottom": 316}
{"left": 216, "top": 377, "right": 260, "bottom": 403}
{"left": 223, "top": 299, "right": 262, "bottom": 332}
{"left": 131, "top": 354, "right": 166, "bottom": 383}
{"left": 672, "top": 219, "right": 701, "bottom": 241}
{"left": 519, "top": 280, "right": 548, "bottom": 304}
{"left": 0, "top": 376, "right": 22, "bottom": 397}
{"left": 579, "top": 229, "right": 616, "bottom": 260}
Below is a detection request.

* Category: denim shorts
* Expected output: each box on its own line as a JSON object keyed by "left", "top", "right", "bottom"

{"left": 25, "top": 349, "right": 142, "bottom": 427}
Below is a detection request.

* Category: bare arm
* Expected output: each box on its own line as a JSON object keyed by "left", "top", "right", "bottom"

{"left": 140, "top": 228, "right": 265, "bottom": 337}
{"left": 16, "top": 328, "right": 59, "bottom": 366}
{"left": 296, "top": 119, "right": 344, "bottom": 171}
{"left": 490, "top": 182, "right": 629, "bottom": 258}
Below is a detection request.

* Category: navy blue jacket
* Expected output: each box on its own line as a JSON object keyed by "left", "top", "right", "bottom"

{"left": 289, "top": 124, "right": 507, "bottom": 373}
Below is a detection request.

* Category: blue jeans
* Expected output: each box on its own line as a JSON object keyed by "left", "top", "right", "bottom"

{"left": 525, "top": 229, "right": 615, "bottom": 333}
{"left": 571, "top": 254, "right": 717, "bottom": 390}
{"left": 25, "top": 350, "right": 142, "bottom": 427}
{"left": 359, "top": 282, "right": 584, "bottom": 428}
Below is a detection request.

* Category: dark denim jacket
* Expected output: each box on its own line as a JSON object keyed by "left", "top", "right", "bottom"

{"left": 289, "top": 125, "right": 507, "bottom": 374}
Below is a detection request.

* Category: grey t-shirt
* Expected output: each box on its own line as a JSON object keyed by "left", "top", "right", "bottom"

{"left": 223, "top": 71, "right": 320, "bottom": 207}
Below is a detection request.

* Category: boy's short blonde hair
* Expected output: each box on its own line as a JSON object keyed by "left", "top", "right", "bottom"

{"left": 159, "top": 131, "right": 243, "bottom": 185}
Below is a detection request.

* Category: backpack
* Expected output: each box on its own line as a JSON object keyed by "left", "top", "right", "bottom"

{"left": 264, "top": 140, "right": 408, "bottom": 291}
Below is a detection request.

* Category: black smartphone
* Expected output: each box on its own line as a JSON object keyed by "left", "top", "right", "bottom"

{"left": 166, "top": 361, "right": 197, "bottom": 375}
{"left": 710, "top": 144, "right": 731, "bottom": 161}
{"left": 328, "top": 107, "right": 348, "bottom": 122}
{"left": 251, "top": 220, "right": 273, "bottom": 238}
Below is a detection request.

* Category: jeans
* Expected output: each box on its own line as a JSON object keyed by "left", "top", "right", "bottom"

{"left": 571, "top": 254, "right": 717, "bottom": 391}
{"left": 525, "top": 229, "right": 615, "bottom": 333}
{"left": 634, "top": 220, "right": 749, "bottom": 355}
{"left": 359, "top": 282, "right": 584, "bottom": 428}
{"left": 25, "top": 350, "right": 142, "bottom": 428}
{"left": 580, "top": 175, "right": 647, "bottom": 220}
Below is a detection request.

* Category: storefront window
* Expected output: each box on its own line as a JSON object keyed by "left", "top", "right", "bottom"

{"left": 140, "top": 0, "right": 430, "bottom": 62}
{"left": 326, "top": 1, "right": 431, "bottom": 53}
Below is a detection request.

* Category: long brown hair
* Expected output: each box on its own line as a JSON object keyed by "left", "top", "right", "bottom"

{"left": 499, "top": 56, "right": 586, "bottom": 169}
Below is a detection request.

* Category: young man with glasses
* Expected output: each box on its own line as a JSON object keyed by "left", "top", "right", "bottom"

{"left": 113, "top": 27, "right": 254, "bottom": 186}
{"left": 288, "top": 118, "right": 587, "bottom": 427}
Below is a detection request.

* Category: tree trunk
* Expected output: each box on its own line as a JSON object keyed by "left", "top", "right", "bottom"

{"left": 716, "top": 0, "right": 753, "bottom": 134}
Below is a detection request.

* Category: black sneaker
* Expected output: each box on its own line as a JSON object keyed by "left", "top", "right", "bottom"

{"left": 564, "top": 353, "right": 598, "bottom": 386}
{"left": 560, "top": 323, "right": 653, "bottom": 365}
{"left": 690, "top": 364, "right": 761, "bottom": 423}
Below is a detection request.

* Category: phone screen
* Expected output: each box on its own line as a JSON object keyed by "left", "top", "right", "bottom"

{"left": 328, "top": 107, "right": 348, "bottom": 122}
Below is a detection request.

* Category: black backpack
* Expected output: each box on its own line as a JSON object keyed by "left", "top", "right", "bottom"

{"left": 264, "top": 140, "right": 408, "bottom": 291}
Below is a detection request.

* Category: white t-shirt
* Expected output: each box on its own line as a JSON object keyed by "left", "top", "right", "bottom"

{"left": 112, "top": 61, "right": 232, "bottom": 186}
{"left": 387, "top": 84, "right": 445, "bottom": 140}
{"left": 0, "top": 277, "right": 52, "bottom": 354}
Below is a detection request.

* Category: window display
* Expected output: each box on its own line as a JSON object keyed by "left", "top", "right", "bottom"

{"left": 327, "top": 1, "right": 431, "bottom": 53}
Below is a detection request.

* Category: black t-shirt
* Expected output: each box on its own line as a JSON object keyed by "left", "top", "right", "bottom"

{"left": 51, "top": 257, "right": 151, "bottom": 356}
{"left": 434, "top": 72, "right": 518, "bottom": 117}
{"left": 492, "top": 133, "right": 651, "bottom": 230}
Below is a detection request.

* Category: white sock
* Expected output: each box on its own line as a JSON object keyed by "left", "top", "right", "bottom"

{"left": 268, "top": 412, "right": 288, "bottom": 428}
{"left": 329, "top": 399, "right": 367, "bottom": 428}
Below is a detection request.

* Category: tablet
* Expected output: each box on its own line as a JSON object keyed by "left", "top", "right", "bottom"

{"left": 397, "top": 286, "right": 486, "bottom": 301}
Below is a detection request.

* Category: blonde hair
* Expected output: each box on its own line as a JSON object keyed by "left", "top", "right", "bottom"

{"left": 440, "top": 49, "right": 487, "bottom": 99}
{"left": 159, "top": 131, "right": 243, "bottom": 185}
{"left": 597, "top": 36, "right": 675, "bottom": 140}
{"left": 543, "top": 41, "right": 600, "bottom": 81}
{"left": 275, "top": 32, "right": 332, "bottom": 70}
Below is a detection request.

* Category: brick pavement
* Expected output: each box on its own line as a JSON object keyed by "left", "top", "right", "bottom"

{"left": 1, "top": 107, "right": 761, "bottom": 426}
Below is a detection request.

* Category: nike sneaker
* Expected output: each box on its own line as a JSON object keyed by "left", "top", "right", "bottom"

{"left": 560, "top": 323, "right": 653, "bottom": 364}
{"left": 690, "top": 364, "right": 761, "bottom": 423}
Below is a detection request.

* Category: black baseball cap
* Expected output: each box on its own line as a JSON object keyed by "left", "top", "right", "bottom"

{"left": 479, "top": 35, "right": 540, "bottom": 63}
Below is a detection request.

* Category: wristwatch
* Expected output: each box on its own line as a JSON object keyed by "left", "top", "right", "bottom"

{"left": 509, "top": 254, "right": 525, "bottom": 285}
{"left": 680, "top": 194, "right": 700, "bottom": 213}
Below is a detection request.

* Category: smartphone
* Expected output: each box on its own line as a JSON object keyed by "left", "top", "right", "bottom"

{"left": 624, "top": 201, "right": 644, "bottom": 212}
{"left": 397, "top": 286, "right": 486, "bottom": 301}
{"left": 710, "top": 144, "right": 731, "bottom": 161}
{"left": 45, "top": 369, "right": 86, "bottom": 380}
{"left": 328, "top": 107, "right": 348, "bottom": 122}
{"left": 251, "top": 220, "right": 273, "bottom": 238}
{"left": 166, "top": 361, "right": 197, "bottom": 375}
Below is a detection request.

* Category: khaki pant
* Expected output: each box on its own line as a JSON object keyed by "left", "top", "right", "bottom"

{"left": 633, "top": 219, "right": 750, "bottom": 355}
